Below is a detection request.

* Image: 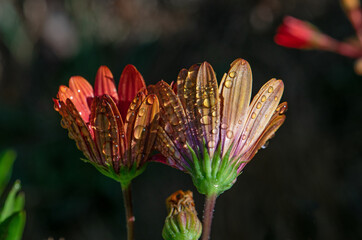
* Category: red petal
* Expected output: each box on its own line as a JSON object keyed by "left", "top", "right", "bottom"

{"left": 94, "top": 66, "right": 119, "bottom": 103}
{"left": 118, "top": 64, "right": 146, "bottom": 121}
{"left": 57, "top": 85, "right": 88, "bottom": 121}
{"left": 69, "top": 76, "right": 94, "bottom": 122}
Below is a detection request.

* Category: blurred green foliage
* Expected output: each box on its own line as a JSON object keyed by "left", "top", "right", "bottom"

{"left": 0, "top": 150, "right": 25, "bottom": 240}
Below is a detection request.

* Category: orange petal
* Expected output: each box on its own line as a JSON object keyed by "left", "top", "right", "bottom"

{"left": 130, "top": 94, "right": 160, "bottom": 168}
{"left": 94, "top": 66, "right": 119, "bottom": 103}
{"left": 195, "top": 62, "right": 220, "bottom": 157}
{"left": 219, "top": 59, "right": 252, "bottom": 155}
{"left": 232, "top": 79, "right": 284, "bottom": 158}
{"left": 69, "top": 76, "right": 94, "bottom": 122}
{"left": 59, "top": 99, "right": 102, "bottom": 165}
{"left": 118, "top": 64, "right": 146, "bottom": 121}
{"left": 57, "top": 85, "right": 89, "bottom": 122}
{"left": 90, "top": 95, "right": 126, "bottom": 171}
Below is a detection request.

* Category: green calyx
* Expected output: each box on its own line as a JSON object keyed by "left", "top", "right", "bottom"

{"left": 81, "top": 158, "right": 146, "bottom": 187}
{"left": 162, "top": 212, "right": 202, "bottom": 240}
{"left": 187, "top": 142, "right": 240, "bottom": 196}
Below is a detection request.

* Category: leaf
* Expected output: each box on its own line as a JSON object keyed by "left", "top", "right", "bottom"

{"left": 0, "top": 181, "right": 23, "bottom": 222}
{"left": 0, "top": 211, "right": 26, "bottom": 240}
{"left": 0, "top": 150, "right": 16, "bottom": 196}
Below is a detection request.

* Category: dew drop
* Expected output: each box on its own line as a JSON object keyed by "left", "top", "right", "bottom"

{"left": 242, "top": 134, "right": 247, "bottom": 140}
{"left": 208, "top": 140, "right": 216, "bottom": 148}
{"left": 261, "top": 141, "right": 269, "bottom": 149}
{"left": 130, "top": 104, "right": 136, "bottom": 110}
{"left": 221, "top": 123, "right": 228, "bottom": 129}
{"left": 274, "top": 96, "right": 278, "bottom": 101}
{"left": 200, "top": 115, "right": 211, "bottom": 125}
{"left": 147, "top": 96, "right": 155, "bottom": 105}
{"left": 261, "top": 95, "right": 266, "bottom": 102}
{"left": 133, "top": 125, "right": 144, "bottom": 139}
{"left": 256, "top": 103, "right": 262, "bottom": 109}
{"left": 211, "top": 128, "right": 218, "bottom": 134}
{"left": 60, "top": 119, "right": 68, "bottom": 128}
{"left": 229, "top": 71, "right": 236, "bottom": 78}
{"left": 174, "top": 151, "right": 181, "bottom": 160}
{"left": 238, "top": 119, "right": 242, "bottom": 124}
{"left": 203, "top": 98, "right": 210, "bottom": 108}
{"left": 77, "top": 89, "right": 81, "bottom": 93}
{"left": 212, "top": 111, "right": 217, "bottom": 117}
{"left": 126, "top": 111, "right": 134, "bottom": 122}
{"left": 224, "top": 80, "right": 233, "bottom": 88}
{"left": 138, "top": 108, "right": 145, "bottom": 117}
{"left": 268, "top": 86, "right": 274, "bottom": 93}
{"left": 226, "top": 130, "right": 233, "bottom": 139}
{"left": 251, "top": 113, "right": 256, "bottom": 119}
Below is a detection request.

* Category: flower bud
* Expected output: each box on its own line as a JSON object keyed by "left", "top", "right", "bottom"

{"left": 162, "top": 190, "right": 202, "bottom": 240}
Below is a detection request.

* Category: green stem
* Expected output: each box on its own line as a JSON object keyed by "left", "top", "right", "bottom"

{"left": 201, "top": 194, "right": 217, "bottom": 240}
{"left": 121, "top": 183, "right": 135, "bottom": 240}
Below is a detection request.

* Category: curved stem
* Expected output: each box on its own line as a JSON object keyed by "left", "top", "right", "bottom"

{"left": 201, "top": 194, "right": 217, "bottom": 240}
{"left": 121, "top": 183, "right": 135, "bottom": 240}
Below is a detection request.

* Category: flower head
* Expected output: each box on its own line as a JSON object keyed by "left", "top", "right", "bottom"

{"left": 275, "top": 16, "right": 334, "bottom": 49}
{"left": 150, "top": 58, "right": 286, "bottom": 196}
{"left": 162, "top": 190, "right": 202, "bottom": 240}
{"left": 54, "top": 65, "right": 159, "bottom": 186}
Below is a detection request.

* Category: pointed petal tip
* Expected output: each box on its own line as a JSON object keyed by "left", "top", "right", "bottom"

{"left": 230, "top": 58, "right": 250, "bottom": 67}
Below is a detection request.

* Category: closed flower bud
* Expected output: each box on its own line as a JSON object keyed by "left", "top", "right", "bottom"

{"left": 162, "top": 190, "right": 202, "bottom": 240}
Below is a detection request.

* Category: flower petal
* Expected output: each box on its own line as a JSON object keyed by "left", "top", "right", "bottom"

{"left": 118, "top": 64, "right": 146, "bottom": 121}
{"left": 69, "top": 76, "right": 94, "bottom": 122}
{"left": 94, "top": 66, "right": 119, "bottom": 103}
{"left": 57, "top": 85, "right": 89, "bottom": 122}
{"left": 177, "top": 65, "right": 204, "bottom": 151}
{"left": 90, "top": 95, "right": 126, "bottom": 171}
{"left": 232, "top": 78, "right": 284, "bottom": 158}
{"left": 130, "top": 94, "right": 159, "bottom": 168}
{"left": 195, "top": 62, "right": 220, "bottom": 157}
{"left": 219, "top": 58, "right": 252, "bottom": 155}
{"left": 59, "top": 99, "right": 102, "bottom": 165}
{"left": 237, "top": 102, "right": 287, "bottom": 173}
{"left": 149, "top": 81, "right": 193, "bottom": 161}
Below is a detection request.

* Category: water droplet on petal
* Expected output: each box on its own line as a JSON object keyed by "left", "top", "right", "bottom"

{"left": 147, "top": 96, "right": 155, "bottom": 105}
{"left": 60, "top": 119, "right": 68, "bottom": 128}
{"left": 138, "top": 108, "right": 145, "bottom": 117}
{"left": 268, "top": 86, "right": 274, "bottom": 93}
{"left": 133, "top": 125, "right": 144, "bottom": 139}
{"left": 261, "top": 141, "right": 269, "bottom": 149}
{"left": 229, "top": 71, "right": 236, "bottom": 78}
{"left": 221, "top": 123, "right": 228, "bottom": 129}
{"left": 174, "top": 151, "right": 181, "bottom": 160}
{"left": 208, "top": 140, "right": 216, "bottom": 148}
{"left": 200, "top": 115, "right": 211, "bottom": 125}
{"left": 211, "top": 128, "right": 218, "bottom": 134}
{"left": 251, "top": 113, "right": 256, "bottom": 119}
{"left": 226, "top": 130, "right": 233, "bottom": 139}
{"left": 242, "top": 134, "right": 247, "bottom": 140}
{"left": 212, "top": 111, "right": 217, "bottom": 117}
{"left": 224, "top": 80, "right": 233, "bottom": 88}
{"left": 203, "top": 98, "right": 210, "bottom": 108}
{"left": 261, "top": 95, "right": 266, "bottom": 102}
{"left": 274, "top": 96, "right": 278, "bottom": 101}
{"left": 256, "top": 103, "right": 262, "bottom": 109}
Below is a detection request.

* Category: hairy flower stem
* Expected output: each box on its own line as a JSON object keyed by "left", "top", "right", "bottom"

{"left": 201, "top": 194, "right": 217, "bottom": 240}
{"left": 121, "top": 183, "right": 135, "bottom": 240}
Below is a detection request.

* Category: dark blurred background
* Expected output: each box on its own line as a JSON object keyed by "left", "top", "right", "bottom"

{"left": 0, "top": 0, "right": 362, "bottom": 239}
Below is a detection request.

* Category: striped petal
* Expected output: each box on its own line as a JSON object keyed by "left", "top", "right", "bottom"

{"left": 177, "top": 64, "right": 204, "bottom": 151}
{"left": 149, "top": 81, "right": 193, "bottom": 161}
{"left": 195, "top": 62, "right": 220, "bottom": 157}
{"left": 90, "top": 95, "right": 126, "bottom": 172}
{"left": 59, "top": 99, "right": 102, "bottom": 165}
{"left": 232, "top": 78, "right": 284, "bottom": 158}
{"left": 130, "top": 94, "right": 159, "bottom": 168}
{"left": 118, "top": 65, "right": 146, "bottom": 122}
{"left": 94, "top": 66, "right": 119, "bottom": 103}
{"left": 219, "top": 59, "right": 252, "bottom": 155}
{"left": 69, "top": 76, "right": 94, "bottom": 122}
{"left": 237, "top": 102, "right": 287, "bottom": 172}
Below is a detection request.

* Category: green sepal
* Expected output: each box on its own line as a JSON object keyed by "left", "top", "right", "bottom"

{"left": 0, "top": 181, "right": 24, "bottom": 222}
{"left": 0, "top": 150, "right": 16, "bottom": 196}
{"left": 187, "top": 142, "right": 240, "bottom": 196}
{"left": 81, "top": 158, "right": 146, "bottom": 188}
